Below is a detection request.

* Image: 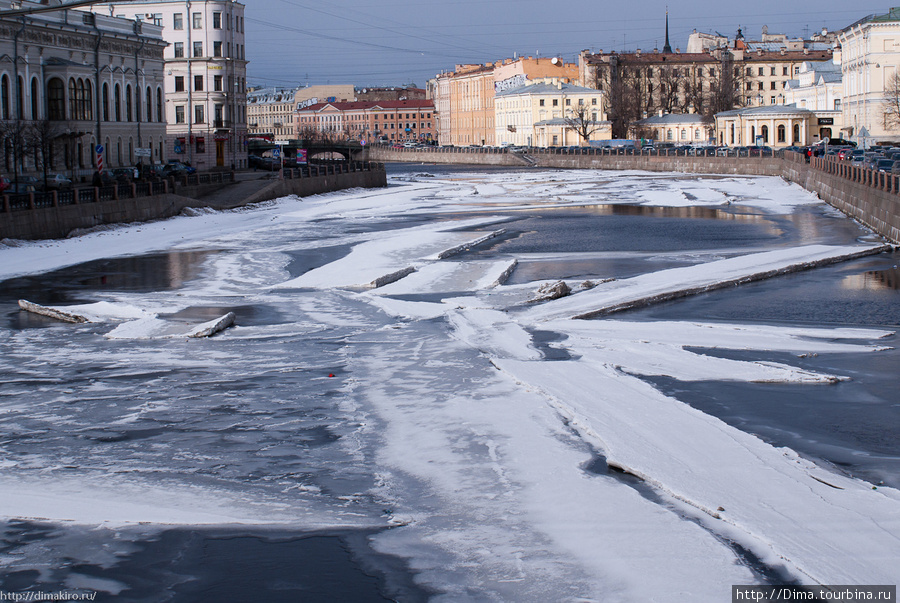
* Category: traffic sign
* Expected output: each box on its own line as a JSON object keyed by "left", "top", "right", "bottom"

{"left": 95, "top": 144, "right": 104, "bottom": 154}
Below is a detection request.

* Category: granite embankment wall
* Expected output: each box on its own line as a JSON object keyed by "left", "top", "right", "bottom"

{"left": 1, "top": 164, "right": 386, "bottom": 241}
{"left": 370, "top": 147, "right": 900, "bottom": 244}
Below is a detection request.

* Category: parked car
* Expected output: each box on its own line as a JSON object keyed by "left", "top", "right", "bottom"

{"left": 97, "top": 170, "right": 117, "bottom": 185}
{"left": 112, "top": 167, "right": 135, "bottom": 184}
{"left": 874, "top": 158, "right": 895, "bottom": 172}
{"left": 890, "top": 161, "right": 900, "bottom": 175}
{"left": 166, "top": 160, "right": 196, "bottom": 174}
{"left": 43, "top": 173, "right": 73, "bottom": 190}
{"left": 162, "top": 163, "right": 189, "bottom": 178}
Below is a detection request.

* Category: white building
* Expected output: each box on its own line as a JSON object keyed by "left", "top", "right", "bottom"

{"left": 632, "top": 113, "right": 714, "bottom": 145}
{"left": 784, "top": 60, "right": 842, "bottom": 112}
{"left": 1, "top": 0, "right": 167, "bottom": 179}
{"left": 494, "top": 81, "right": 608, "bottom": 147}
{"left": 838, "top": 8, "right": 900, "bottom": 143}
{"left": 94, "top": 0, "right": 249, "bottom": 169}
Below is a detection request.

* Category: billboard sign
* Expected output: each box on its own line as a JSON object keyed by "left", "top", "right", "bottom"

{"left": 296, "top": 149, "right": 308, "bottom": 165}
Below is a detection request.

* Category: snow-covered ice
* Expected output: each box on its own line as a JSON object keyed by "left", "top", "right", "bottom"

{"left": 1, "top": 167, "right": 898, "bottom": 600}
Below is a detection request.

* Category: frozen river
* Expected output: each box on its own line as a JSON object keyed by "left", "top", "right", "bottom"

{"left": 0, "top": 165, "right": 898, "bottom": 601}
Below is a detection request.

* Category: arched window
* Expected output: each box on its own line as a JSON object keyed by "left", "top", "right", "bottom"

{"left": 16, "top": 76, "right": 24, "bottom": 119}
{"left": 84, "top": 80, "right": 93, "bottom": 120}
{"left": 115, "top": 83, "right": 121, "bottom": 121}
{"left": 777, "top": 124, "right": 786, "bottom": 143}
{"left": 1, "top": 74, "right": 10, "bottom": 119}
{"left": 667, "top": 129, "right": 673, "bottom": 141}
{"left": 793, "top": 124, "right": 800, "bottom": 143}
{"left": 146, "top": 87, "right": 152, "bottom": 122}
{"left": 117, "top": 137, "right": 122, "bottom": 165}
{"left": 69, "top": 78, "right": 77, "bottom": 119}
{"left": 126, "top": 85, "right": 133, "bottom": 121}
{"left": 48, "top": 78, "right": 65, "bottom": 120}
{"left": 30, "top": 77, "right": 39, "bottom": 119}
{"left": 761, "top": 125, "right": 769, "bottom": 143}
{"left": 103, "top": 83, "right": 110, "bottom": 121}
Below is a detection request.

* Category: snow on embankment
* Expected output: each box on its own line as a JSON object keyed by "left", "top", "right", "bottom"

{"left": 522, "top": 244, "right": 893, "bottom": 322}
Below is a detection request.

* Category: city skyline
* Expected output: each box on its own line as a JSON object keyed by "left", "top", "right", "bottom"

{"left": 244, "top": 0, "right": 886, "bottom": 89}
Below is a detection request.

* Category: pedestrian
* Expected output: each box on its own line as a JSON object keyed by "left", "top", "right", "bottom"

{"left": 133, "top": 165, "right": 140, "bottom": 180}
{"left": 92, "top": 170, "right": 102, "bottom": 187}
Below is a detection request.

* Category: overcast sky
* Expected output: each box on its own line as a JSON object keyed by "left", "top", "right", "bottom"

{"left": 244, "top": 0, "right": 887, "bottom": 89}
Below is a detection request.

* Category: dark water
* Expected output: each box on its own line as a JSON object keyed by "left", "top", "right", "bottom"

{"left": 0, "top": 522, "right": 429, "bottom": 603}
{"left": 1, "top": 165, "right": 898, "bottom": 597}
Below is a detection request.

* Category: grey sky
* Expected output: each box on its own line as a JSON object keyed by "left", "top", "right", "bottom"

{"left": 244, "top": 0, "right": 887, "bottom": 89}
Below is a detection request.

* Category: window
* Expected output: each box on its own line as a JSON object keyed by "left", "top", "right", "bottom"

{"left": 195, "top": 105, "right": 204, "bottom": 124}
{"left": 1, "top": 75, "right": 10, "bottom": 120}
{"left": 834, "top": 99, "right": 841, "bottom": 110}
{"left": 770, "top": 67, "right": 776, "bottom": 76}
{"left": 592, "top": 98, "right": 597, "bottom": 105}
{"left": 48, "top": 78, "right": 65, "bottom": 120}
{"left": 174, "top": 76, "right": 185, "bottom": 92}
{"left": 758, "top": 82, "right": 764, "bottom": 90}
{"left": 193, "top": 12, "right": 202, "bottom": 28}
{"left": 539, "top": 99, "right": 545, "bottom": 106}
{"left": 174, "top": 13, "right": 183, "bottom": 30}
{"left": 126, "top": 85, "right": 133, "bottom": 121}
{"left": 174, "top": 42, "right": 184, "bottom": 58}
{"left": 770, "top": 82, "right": 776, "bottom": 90}
{"left": 214, "top": 41, "right": 222, "bottom": 57}
{"left": 552, "top": 99, "right": 558, "bottom": 106}
{"left": 31, "top": 77, "right": 39, "bottom": 119}
{"left": 146, "top": 87, "right": 152, "bottom": 122}
{"left": 213, "top": 12, "right": 222, "bottom": 28}
{"left": 102, "top": 83, "right": 109, "bottom": 121}
{"left": 667, "top": 129, "right": 673, "bottom": 140}
{"left": 193, "top": 42, "right": 203, "bottom": 57}
{"left": 746, "top": 67, "right": 752, "bottom": 76}
{"left": 194, "top": 75, "right": 203, "bottom": 91}
{"left": 770, "top": 96, "right": 776, "bottom": 105}
{"left": 565, "top": 99, "right": 571, "bottom": 106}
{"left": 758, "top": 67, "right": 764, "bottom": 76}
{"left": 114, "top": 83, "right": 121, "bottom": 121}
{"left": 214, "top": 75, "right": 223, "bottom": 91}
{"left": 578, "top": 98, "right": 584, "bottom": 105}
{"left": 783, "top": 66, "right": 789, "bottom": 76}
{"left": 175, "top": 105, "right": 185, "bottom": 123}
{"left": 761, "top": 125, "right": 769, "bottom": 142}
{"left": 777, "top": 124, "right": 786, "bottom": 143}
{"left": 157, "top": 88, "right": 163, "bottom": 122}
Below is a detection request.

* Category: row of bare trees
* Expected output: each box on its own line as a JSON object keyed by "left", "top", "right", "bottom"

{"left": 591, "top": 54, "right": 742, "bottom": 139}
{"left": 1, "top": 119, "right": 85, "bottom": 189}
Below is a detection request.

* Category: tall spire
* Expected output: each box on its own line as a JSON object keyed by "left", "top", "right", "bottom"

{"left": 663, "top": 9, "right": 673, "bottom": 53}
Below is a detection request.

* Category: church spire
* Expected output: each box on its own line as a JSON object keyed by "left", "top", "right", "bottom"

{"left": 663, "top": 9, "right": 673, "bottom": 53}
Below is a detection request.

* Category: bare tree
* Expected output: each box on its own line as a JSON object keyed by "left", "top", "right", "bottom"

{"left": 23, "top": 119, "right": 68, "bottom": 187}
{"left": 0, "top": 119, "right": 30, "bottom": 185}
{"left": 883, "top": 71, "right": 900, "bottom": 132}
{"left": 564, "top": 102, "right": 605, "bottom": 145}
{"left": 706, "top": 54, "right": 742, "bottom": 118}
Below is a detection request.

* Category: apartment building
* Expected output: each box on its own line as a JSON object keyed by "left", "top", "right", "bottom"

{"left": 838, "top": 8, "right": 900, "bottom": 142}
{"left": 296, "top": 100, "right": 435, "bottom": 143}
{"left": 96, "top": 0, "right": 249, "bottom": 169}
{"left": 494, "top": 81, "right": 608, "bottom": 147}
{"left": 1, "top": 0, "right": 167, "bottom": 177}
{"left": 433, "top": 56, "right": 580, "bottom": 146}
{"left": 247, "top": 86, "right": 296, "bottom": 141}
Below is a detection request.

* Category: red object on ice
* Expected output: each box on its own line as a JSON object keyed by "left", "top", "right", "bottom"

{"left": 328, "top": 373, "right": 335, "bottom": 378}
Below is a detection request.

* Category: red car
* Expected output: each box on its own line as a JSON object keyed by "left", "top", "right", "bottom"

{"left": 0, "top": 176, "right": 10, "bottom": 193}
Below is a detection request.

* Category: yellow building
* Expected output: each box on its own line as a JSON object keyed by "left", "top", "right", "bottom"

{"left": 434, "top": 57, "right": 581, "bottom": 147}
{"left": 714, "top": 105, "right": 827, "bottom": 147}
{"left": 494, "top": 81, "right": 609, "bottom": 147}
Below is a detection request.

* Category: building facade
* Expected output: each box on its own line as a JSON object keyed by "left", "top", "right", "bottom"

{"left": 98, "top": 0, "right": 248, "bottom": 170}
{"left": 494, "top": 81, "right": 608, "bottom": 147}
{"left": 713, "top": 104, "right": 832, "bottom": 147}
{"left": 632, "top": 113, "right": 714, "bottom": 144}
{"left": 1, "top": 0, "right": 167, "bottom": 179}
{"left": 247, "top": 86, "right": 296, "bottom": 141}
{"left": 296, "top": 99, "right": 435, "bottom": 143}
{"left": 838, "top": 8, "right": 900, "bottom": 143}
